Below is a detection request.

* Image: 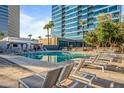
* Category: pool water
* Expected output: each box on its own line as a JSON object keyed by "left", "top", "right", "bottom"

{"left": 19, "top": 52, "right": 90, "bottom": 63}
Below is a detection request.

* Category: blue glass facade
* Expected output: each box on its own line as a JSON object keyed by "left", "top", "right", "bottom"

{"left": 0, "top": 5, "right": 8, "bottom": 36}
{"left": 52, "top": 5, "right": 122, "bottom": 40}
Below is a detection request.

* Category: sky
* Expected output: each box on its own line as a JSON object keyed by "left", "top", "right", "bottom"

{"left": 20, "top": 5, "right": 52, "bottom": 39}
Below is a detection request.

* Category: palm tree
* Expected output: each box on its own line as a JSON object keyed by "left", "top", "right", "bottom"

{"left": 43, "top": 24, "right": 50, "bottom": 45}
{"left": 80, "top": 20, "right": 86, "bottom": 50}
{"left": 48, "top": 21, "right": 54, "bottom": 37}
{"left": 38, "top": 36, "right": 42, "bottom": 40}
{"left": 28, "top": 34, "right": 32, "bottom": 40}
{"left": 43, "top": 21, "right": 54, "bottom": 45}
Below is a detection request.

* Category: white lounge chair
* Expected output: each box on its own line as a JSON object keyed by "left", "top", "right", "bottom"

{"left": 98, "top": 52, "right": 113, "bottom": 63}
{"left": 85, "top": 53, "right": 108, "bottom": 63}
{"left": 71, "top": 59, "right": 96, "bottom": 85}
{"left": 18, "top": 63, "right": 95, "bottom": 88}
{"left": 56, "top": 63, "right": 89, "bottom": 88}
{"left": 17, "top": 67, "right": 63, "bottom": 88}
{"left": 84, "top": 54, "right": 108, "bottom": 72}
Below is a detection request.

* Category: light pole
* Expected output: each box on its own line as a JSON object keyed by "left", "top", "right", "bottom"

{"left": 28, "top": 34, "right": 32, "bottom": 50}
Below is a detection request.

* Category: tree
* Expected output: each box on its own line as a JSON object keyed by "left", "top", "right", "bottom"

{"left": 48, "top": 21, "right": 54, "bottom": 35}
{"left": 84, "top": 13, "right": 124, "bottom": 52}
{"left": 38, "top": 36, "right": 42, "bottom": 40}
{"left": 94, "top": 14, "right": 109, "bottom": 47}
{"left": 43, "top": 21, "right": 54, "bottom": 45}
{"left": 96, "top": 14, "right": 124, "bottom": 49}
{"left": 0, "top": 32, "right": 4, "bottom": 39}
{"left": 113, "top": 20, "right": 124, "bottom": 52}
{"left": 43, "top": 24, "right": 50, "bottom": 45}
{"left": 83, "top": 31, "right": 101, "bottom": 49}
{"left": 79, "top": 20, "right": 86, "bottom": 49}
{"left": 28, "top": 34, "right": 32, "bottom": 40}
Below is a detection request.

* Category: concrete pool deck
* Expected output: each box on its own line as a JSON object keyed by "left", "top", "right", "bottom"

{"left": 0, "top": 54, "right": 73, "bottom": 88}
{"left": 0, "top": 54, "right": 124, "bottom": 88}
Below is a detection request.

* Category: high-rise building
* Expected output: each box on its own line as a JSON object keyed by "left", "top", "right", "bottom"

{"left": 0, "top": 5, "right": 20, "bottom": 37}
{"left": 52, "top": 5, "right": 124, "bottom": 40}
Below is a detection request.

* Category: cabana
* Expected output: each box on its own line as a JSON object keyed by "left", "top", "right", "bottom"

{"left": 0, "top": 37, "right": 42, "bottom": 53}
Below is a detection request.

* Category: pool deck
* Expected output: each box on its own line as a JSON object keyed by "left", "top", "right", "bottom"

{"left": 0, "top": 53, "right": 124, "bottom": 88}
{"left": 0, "top": 54, "right": 73, "bottom": 88}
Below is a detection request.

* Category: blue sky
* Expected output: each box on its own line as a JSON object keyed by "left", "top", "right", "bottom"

{"left": 20, "top": 5, "right": 51, "bottom": 39}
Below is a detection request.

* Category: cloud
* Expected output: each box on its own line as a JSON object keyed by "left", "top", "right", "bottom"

{"left": 20, "top": 12, "right": 50, "bottom": 39}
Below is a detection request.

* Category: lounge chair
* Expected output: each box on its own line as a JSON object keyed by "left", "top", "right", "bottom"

{"left": 17, "top": 67, "right": 63, "bottom": 88}
{"left": 85, "top": 52, "right": 108, "bottom": 64}
{"left": 71, "top": 60, "right": 96, "bottom": 85}
{"left": 56, "top": 63, "right": 92, "bottom": 88}
{"left": 97, "top": 52, "right": 113, "bottom": 63}
{"left": 84, "top": 54, "right": 108, "bottom": 72}
{"left": 99, "top": 50, "right": 121, "bottom": 63}
{"left": 102, "top": 52, "right": 123, "bottom": 63}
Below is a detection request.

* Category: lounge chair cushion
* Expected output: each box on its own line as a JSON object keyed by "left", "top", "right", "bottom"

{"left": 57, "top": 79, "right": 88, "bottom": 88}
{"left": 71, "top": 71, "right": 96, "bottom": 83}
{"left": 18, "top": 74, "right": 45, "bottom": 88}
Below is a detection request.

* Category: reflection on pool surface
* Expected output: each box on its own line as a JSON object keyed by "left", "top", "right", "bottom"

{"left": 19, "top": 51, "right": 90, "bottom": 63}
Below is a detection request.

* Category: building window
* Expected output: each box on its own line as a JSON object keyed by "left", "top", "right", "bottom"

{"left": 109, "top": 6, "right": 118, "bottom": 12}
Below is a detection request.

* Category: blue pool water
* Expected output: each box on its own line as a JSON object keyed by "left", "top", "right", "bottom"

{"left": 19, "top": 52, "right": 90, "bottom": 63}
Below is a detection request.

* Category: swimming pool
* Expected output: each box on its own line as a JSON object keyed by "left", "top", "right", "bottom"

{"left": 19, "top": 51, "right": 90, "bottom": 63}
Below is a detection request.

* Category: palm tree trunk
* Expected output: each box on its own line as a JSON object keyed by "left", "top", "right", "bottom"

{"left": 82, "top": 26, "right": 85, "bottom": 50}
{"left": 47, "top": 30, "right": 49, "bottom": 45}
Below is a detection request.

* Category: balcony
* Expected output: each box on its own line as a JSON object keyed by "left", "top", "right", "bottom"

{"left": 87, "top": 23, "right": 94, "bottom": 26}
{"left": 78, "top": 15, "right": 82, "bottom": 18}
{"left": 62, "top": 25, "right": 65, "bottom": 28}
{"left": 77, "top": 25, "right": 82, "bottom": 29}
{"left": 61, "top": 33, "right": 65, "bottom": 37}
{"left": 87, "top": 21, "right": 93, "bottom": 24}
{"left": 77, "top": 31, "right": 82, "bottom": 35}
{"left": 87, "top": 16, "right": 94, "bottom": 19}
{"left": 62, "top": 7, "right": 65, "bottom": 10}
{"left": 87, "top": 10, "right": 93, "bottom": 14}
{"left": 62, "top": 16, "right": 65, "bottom": 19}
{"left": 62, "top": 20, "right": 65, "bottom": 23}
{"left": 62, "top": 28, "right": 65, "bottom": 31}
{"left": 87, "top": 20, "right": 93, "bottom": 24}
{"left": 77, "top": 5, "right": 82, "bottom": 9}
{"left": 62, "top": 11, "right": 65, "bottom": 15}
{"left": 62, "top": 24, "right": 65, "bottom": 26}
{"left": 87, "top": 5, "right": 94, "bottom": 9}
{"left": 78, "top": 10, "right": 82, "bottom": 13}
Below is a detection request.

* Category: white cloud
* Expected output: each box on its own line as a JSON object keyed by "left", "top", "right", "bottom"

{"left": 20, "top": 12, "right": 50, "bottom": 39}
